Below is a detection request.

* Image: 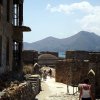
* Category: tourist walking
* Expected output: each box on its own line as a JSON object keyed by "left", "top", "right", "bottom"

{"left": 48, "top": 69, "right": 52, "bottom": 78}
{"left": 78, "top": 78, "right": 94, "bottom": 100}
{"left": 43, "top": 70, "right": 47, "bottom": 81}
{"left": 33, "top": 62, "right": 40, "bottom": 74}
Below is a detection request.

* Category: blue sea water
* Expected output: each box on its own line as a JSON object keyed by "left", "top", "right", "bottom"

{"left": 59, "top": 52, "right": 65, "bottom": 58}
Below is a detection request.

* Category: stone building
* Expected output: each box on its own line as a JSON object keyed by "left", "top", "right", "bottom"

{"left": 0, "top": 0, "right": 31, "bottom": 74}
{"left": 38, "top": 53, "right": 58, "bottom": 67}
{"left": 40, "top": 51, "right": 58, "bottom": 57}
{"left": 56, "top": 51, "right": 100, "bottom": 98}
{"left": 22, "top": 50, "right": 38, "bottom": 64}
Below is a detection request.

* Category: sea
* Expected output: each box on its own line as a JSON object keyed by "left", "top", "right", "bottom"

{"left": 59, "top": 52, "right": 65, "bottom": 58}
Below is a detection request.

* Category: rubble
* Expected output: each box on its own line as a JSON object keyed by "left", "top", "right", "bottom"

{"left": 0, "top": 74, "right": 41, "bottom": 100}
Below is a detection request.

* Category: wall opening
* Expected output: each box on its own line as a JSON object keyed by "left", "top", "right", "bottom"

{"left": 6, "top": 38, "right": 9, "bottom": 65}
{"left": 13, "top": 2, "right": 23, "bottom": 26}
{"left": 0, "top": 36, "right": 2, "bottom": 66}
{"left": 7, "top": 0, "right": 10, "bottom": 22}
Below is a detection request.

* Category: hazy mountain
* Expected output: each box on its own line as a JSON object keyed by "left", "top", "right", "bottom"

{"left": 23, "top": 31, "right": 100, "bottom": 52}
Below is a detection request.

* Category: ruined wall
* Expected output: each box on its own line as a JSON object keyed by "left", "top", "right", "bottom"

{"left": 56, "top": 60, "right": 71, "bottom": 84}
{"left": 56, "top": 51, "right": 100, "bottom": 97}
{"left": 0, "top": 0, "right": 31, "bottom": 74}
{"left": 0, "top": 81, "right": 40, "bottom": 100}
{"left": 95, "top": 63, "right": 100, "bottom": 97}
{"left": 22, "top": 50, "right": 38, "bottom": 64}
{"left": 66, "top": 51, "right": 89, "bottom": 60}
{"left": 56, "top": 60, "right": 89, "bottom": 85}
{"left": 89, "top": 52, "right": 100, "bottom": 97}
{"left": 0, "top": 74, "right": 41, "bottom": 99}
{"left": 0, "top": 0, "right": 13, "bottom": 74}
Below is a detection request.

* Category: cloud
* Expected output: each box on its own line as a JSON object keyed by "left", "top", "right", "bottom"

{"left": 80, "top": 6, "right": 100, "bottom": 34}
{"left": 46, "top": 1, "right": 100, "bottom": 34}
{"left": 46, "top": 1, "right": 93, "bottom": 14}
{"left": 80, "top": 13, "right": 100, "bottom": 34}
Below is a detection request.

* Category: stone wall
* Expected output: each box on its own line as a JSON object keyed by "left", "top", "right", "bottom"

{"left": 0, "top": 0, "right": 31, "bottom": 74}
{"left": 56, "top": 51, "right": 100, "bottom": 97}
{"left": 0, "top": 74, "right": 41, "bottom": 100}
{"left": 89, "top": 52, "right": 100, "bottom": 97}
{"left": 95, "top": 63, "right": 100, "bottom": 97}
{"left": 22, "top": 50, "right": 38, "bottom": 64}
{"left": 0, "top": 0, "right": 13, "bottom": 74}
{"left": 66, "top": 51, "right": 89, "bottom": 60}
{"left": 0, "top": 82, "right": 35, "bottom": 100}
{"left": 55, "top": 60, "right": 89, "bottom": 85}
{"left": 89, "top": 52, "right": 100, "bottom": 63}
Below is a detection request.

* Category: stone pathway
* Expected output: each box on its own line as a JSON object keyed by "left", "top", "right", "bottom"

{"left": 36, "top": 76, "right": 79, "bottom": 100}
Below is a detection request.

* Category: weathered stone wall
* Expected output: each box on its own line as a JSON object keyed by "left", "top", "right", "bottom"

{"left": 95, "top": 63, "right": 100, "bottom": 97}
{"left": 56, "top": 60, "right": 89, "bottom": 85}
{"left": 0, "top": 0, "right": 31, "bottom": 76}
{"left": 0, "top": 0, "right": 13, "bottom": 74}
{"left": 0, "top": 82, "right": 36, "bottom": 100}
{"left": 22, "top": 50, "right": 38, "bottom": 64}
{"left": 89, "top": 52, "right": 100, "bottom": 97}
{"left": 89, "top": 52, "right": 100, "bottom": 63}
{"left": 56, "top": 51, "right": 100, "bottom": 97}
{"left": 66, "top": 51, "right": 89, "bottom": 60}
{"left": 0, "top": 74, "right": 41, "bottom": 100}
{"left": 56, "top": 60, "right": 68, "bottom": 84}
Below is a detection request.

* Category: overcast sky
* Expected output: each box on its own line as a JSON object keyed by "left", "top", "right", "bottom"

{"left": 23, "top": 0, "right": 100, "bottom": 43}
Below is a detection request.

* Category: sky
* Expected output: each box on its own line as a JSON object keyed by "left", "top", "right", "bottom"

{"left": 23, "top": 0, "right": 100, "bottom": 43}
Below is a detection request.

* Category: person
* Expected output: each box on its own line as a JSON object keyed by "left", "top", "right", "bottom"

{"left": 43, "top": 70, "right": 47, "bottom": 81}
{"left": 33, "top": 62, "right": 40, "bottom": 74}
{"left": 48, "top": 69, "right": 52, "bottom": 78}
{"left": 79, "top": 78, "right": 94, "bottom": 100}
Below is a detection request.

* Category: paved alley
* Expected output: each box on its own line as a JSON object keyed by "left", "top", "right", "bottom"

{"left": 36, "top": 76, "right": 79, "bottom": 100}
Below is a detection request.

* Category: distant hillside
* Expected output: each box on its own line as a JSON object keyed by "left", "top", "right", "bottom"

{"left": 23, "top": 31, "right": 100, "bottom": 52}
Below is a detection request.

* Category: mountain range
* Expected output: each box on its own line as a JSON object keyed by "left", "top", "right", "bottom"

{"left": 23, "top": 31, "right": 100, "bottom": 52}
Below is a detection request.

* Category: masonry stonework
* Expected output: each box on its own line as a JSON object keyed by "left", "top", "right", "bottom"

{"left": 22, "top": 50, "right": 38, "bottom": 65}
{"left": 0, "top": 0, "right": 31, "bottom": 74}
{"left": 56, "top": 51, "right": 100, "bottom": 98}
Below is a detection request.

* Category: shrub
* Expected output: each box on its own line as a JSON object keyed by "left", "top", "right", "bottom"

{"left": 23, "top": 65, "right": 33, "bottom": 74}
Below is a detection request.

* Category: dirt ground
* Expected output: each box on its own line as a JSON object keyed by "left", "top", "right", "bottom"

{"left": 36, "top": 76, "right": 79, "bottom": 100}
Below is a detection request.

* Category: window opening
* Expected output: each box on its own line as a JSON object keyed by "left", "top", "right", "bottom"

{"left": 6, "top": 38, "right": 9, "bottom": 65}
{"left": 0, "top": 36, "right": 2, "bottom": 66}
{"left": 7, "top": 0, "right": 10, "bottom": 22}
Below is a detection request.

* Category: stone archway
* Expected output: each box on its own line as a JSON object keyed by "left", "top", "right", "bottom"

{"left": 87, "top": 69, "right": 95, "bottom": 95}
